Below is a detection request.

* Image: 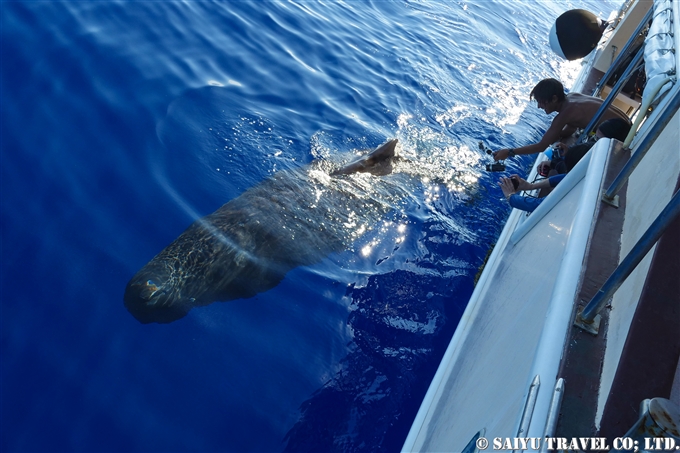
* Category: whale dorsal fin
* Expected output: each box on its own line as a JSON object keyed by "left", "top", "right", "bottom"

{"left": 331, "top": 139, "right": 398, "bottom": 176}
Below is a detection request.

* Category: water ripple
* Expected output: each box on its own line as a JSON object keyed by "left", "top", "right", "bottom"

{"left": 2, "top": 0, "right": 619, "bottom": 451}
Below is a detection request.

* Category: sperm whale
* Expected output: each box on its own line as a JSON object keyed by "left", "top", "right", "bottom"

{"left": 124, "top": 139, "right": 399, "bottom": 323}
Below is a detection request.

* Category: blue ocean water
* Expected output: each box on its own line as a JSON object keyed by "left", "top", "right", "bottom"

{"left": 2, "top": 1, "right": 619, "bottom": 451}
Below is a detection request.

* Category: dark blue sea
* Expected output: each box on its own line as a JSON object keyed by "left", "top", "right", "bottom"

{"left": 2, "top": 1, "right": 618, "bottom": 451}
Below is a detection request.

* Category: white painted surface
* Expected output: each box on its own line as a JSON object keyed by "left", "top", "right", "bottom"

{"left": 511, "top": 148, "right": 592, "bottom": 245}
{"left": 593, "top": 0, "right": 652, "bottom": 73}
{"left": 596, "top": 94, "right": 680, "bottom": 427}
{"left": 404, "top": 3, "right": 680, "bottom": 446}
{"left": 525, "top": 141, "right": 610, "bottom": 439}
{"left": 402, "top": 142, "right": 615, "bottom": 452}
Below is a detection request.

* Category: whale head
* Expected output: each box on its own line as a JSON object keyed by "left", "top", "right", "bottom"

{"left": 124, "top": 261, "right": 195, "bottom": 324}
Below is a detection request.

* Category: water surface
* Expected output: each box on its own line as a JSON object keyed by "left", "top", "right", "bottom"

{"left": 1, "top": 1, "right": 619, "bottom": 451}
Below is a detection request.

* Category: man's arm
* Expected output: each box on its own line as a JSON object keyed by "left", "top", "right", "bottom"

{"left": 499, "top": 176, "right": 550, "bottom": 197}
{"left": 498, "top": 177, "right": 547, "bottom": 213}
{"left": 494, "top": 113, "right": 570, "bottom": 161}
{"left": 513, "top": 176, "right": 552, "bottom": 191}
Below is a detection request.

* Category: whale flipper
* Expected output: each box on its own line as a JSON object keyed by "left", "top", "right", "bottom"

{"left": 331, "top": 139, "right": 398, "bottom": 176}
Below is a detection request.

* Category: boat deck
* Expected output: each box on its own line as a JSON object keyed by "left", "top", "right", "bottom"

{"left": 403, "top": 1, "right": 680, "bottom": 448}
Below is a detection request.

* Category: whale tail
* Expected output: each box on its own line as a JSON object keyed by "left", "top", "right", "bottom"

{"left": 331, "top": 139, "right": 398, "bottom": 176}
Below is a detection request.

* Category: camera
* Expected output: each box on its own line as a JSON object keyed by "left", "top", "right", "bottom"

{"left": 538, "top": 163, "right": 550, "bottom": 177}
{"left": 480, "top": 141, "right": 506, "bottom": 172}
{"left": 486, "top": 162, "right": 506, "bottom": 172}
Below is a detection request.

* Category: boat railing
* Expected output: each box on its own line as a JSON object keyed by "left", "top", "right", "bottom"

{"left": 592, "top": 7, "right": 654, "bottom": 98}
{"left": 577, "top": 46, "right": 645, "bottom": 143}
{"left": 515, "top": 375, "right": 540, "bottom": 439}
{"left": 622, "top": 0, "right": 677, "bottom": 147}
{"left": 572, "top": 0, "right": 680, "bottom": 330}
{"left": 603, "top": 87, "right": 680, "bottom": 206}
{"left": 575, "top": 186, "right": 680, "bottom": 332}
{"left": 403, "top": 2, "right": 678, "bottom": 449}
{"left": 539, "top": 378, "right": 564, "bottom": 453}
{"left": 580, "top": 0, "right": 678, "bottom": 143}
{"left": 524, "top": 0, "right": 680, "bottom": 438}
{"left": 622, "top": 73, "right": 676, "bottom": 148}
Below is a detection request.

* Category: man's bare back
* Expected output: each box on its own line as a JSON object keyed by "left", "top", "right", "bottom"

{"left": 493, "top": 78, "right": 630, "bottom": 161}
{"left": 558, "top": 92, "right": 629, "bottom": 130}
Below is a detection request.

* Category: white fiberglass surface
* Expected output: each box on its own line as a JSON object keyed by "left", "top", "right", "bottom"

{"left": 410, "top": 181, "right": 585, "bottom": 452}
{"left": 596, "top": 104, "right": 680, "bottom": 427}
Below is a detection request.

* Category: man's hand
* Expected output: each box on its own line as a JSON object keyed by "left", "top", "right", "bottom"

{"left": 537, "top": 161, "right": 552, "bottom": 177}
{"left": 554, "top": 142, "right": 568, "bottom": 154}
{"left": 499, "top": 177, "right": 518, "bottom": 199}
{"left": 513, "top": 175, "right": 533, "bottom": 191}
{"left": 493, "top": 148, "right": 510, "bottom": 161}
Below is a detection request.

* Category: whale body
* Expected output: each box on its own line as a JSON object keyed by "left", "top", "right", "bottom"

{"left": 124, "top": 139, "right": 399, "bottom": 323}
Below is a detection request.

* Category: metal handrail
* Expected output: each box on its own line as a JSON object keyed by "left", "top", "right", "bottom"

{"left": 604, "top": 87, "right": 680, "bottom": 202}
{"left": 578, "top": 188, "right": 680, "bottom": 323}
{"left": 622, "top": 75, "right": 676, "bottom": 148}
{"left": 577, "top": 46, "right": 645, "bottom": 143}
{"left": 539, "top": 378, "right": 565, "bottom": 453}
{"left": 515, "top": 375, "right": 540, "bottom": 444}
{"left": 592, "top": 7, "right": 654, "bottom": 97}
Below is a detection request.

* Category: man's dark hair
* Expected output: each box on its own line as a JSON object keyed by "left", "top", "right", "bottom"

{"left": 565, "top": 142, "right": 595, "bottom": 172}
{"left": 530, "top": 78, "right": 566, "bottom": 103}
{"left": 597, "top": 117, "right": 632, "bottom": 142}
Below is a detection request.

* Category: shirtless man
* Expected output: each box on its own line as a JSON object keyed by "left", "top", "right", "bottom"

{"left": 493, "top": 78, "right": 630, "bottom": 161}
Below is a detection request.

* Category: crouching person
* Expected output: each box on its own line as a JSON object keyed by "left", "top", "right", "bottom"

{"left": 502, "top": 141, "right": 597, "bottom": 213}
{"left": 499, "top": 175, "right": 565, "bottom": 213}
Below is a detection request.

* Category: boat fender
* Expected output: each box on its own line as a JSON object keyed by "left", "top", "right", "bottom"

{"left": 550, "top": 9, "right": 606, "bottom": 60}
